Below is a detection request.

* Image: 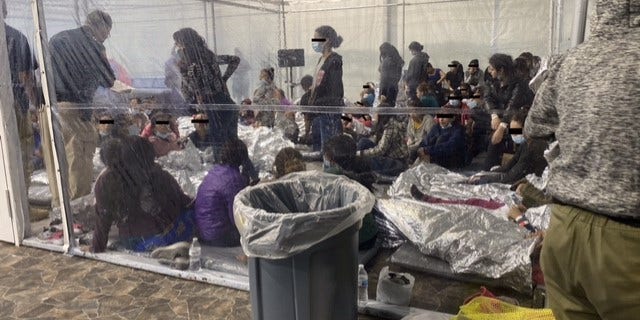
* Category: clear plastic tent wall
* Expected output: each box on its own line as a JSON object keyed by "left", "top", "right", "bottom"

{"left": 1, "top": 0, "right": 594, "bottom": 291}
{"left": 5, "top": 0, "right": 584, "bottom": 100}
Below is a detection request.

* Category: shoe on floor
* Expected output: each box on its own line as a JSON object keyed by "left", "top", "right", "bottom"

{"left": 150, "top": 242, "right": 190, "bottom": 260}
{"left": 171, "top": 257, "right": 189, "bottom": 271}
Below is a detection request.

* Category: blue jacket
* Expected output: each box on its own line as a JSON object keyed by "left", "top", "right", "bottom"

{"left": 195, "top": 164, "right": 247, "bottom": 246}
{"left": 421, "top": 123, "right": 466, "bottom": 169}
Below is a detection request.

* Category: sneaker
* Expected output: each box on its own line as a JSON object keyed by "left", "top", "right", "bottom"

{"left": 171, "top": 257, "right": 189, "bottom": 271}
{"left": 150, "top": 241, "right": 190, "bottom": 260}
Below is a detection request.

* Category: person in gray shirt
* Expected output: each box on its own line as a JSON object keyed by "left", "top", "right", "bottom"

{"left": 524, "top": 0, "right": 640, "bottom": 318}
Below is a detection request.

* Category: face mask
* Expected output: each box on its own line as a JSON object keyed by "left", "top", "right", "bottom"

{"left": 322, "top": 157, "right": 334, "bottom": 170}
{"left": 99, "top": 132, "right": 110, "bottom": 138}
{"left": 128, "top": 125, "right": 140, "bottom": 136}
{"left": 156, "top": 131, "right": 171, "bottom": 140}
{"left": 312, "top": 41, "right": 324, "bottom": 53}
{"left": 365, "top": 94, "right": 375, "bottom": 106}
{"left": 449, "top": 99, "right": 461, "bottom": 107}
{"left": 440, "top": 122, "right": 452, "bottom": 129}
{"left": 467, "top": 100, "right": 478, "bottom": 109}
{"left": 511, "top": 134, "right": 525, "bottom": 144}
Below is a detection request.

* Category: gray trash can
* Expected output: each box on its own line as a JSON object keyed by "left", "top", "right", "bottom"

{"left": 234, "top": 172, "right": 375, "bottom": 320}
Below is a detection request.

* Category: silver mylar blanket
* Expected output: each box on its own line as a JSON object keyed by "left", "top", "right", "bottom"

{"left": 377, "top": 163, "right": 550, "bottom": 291}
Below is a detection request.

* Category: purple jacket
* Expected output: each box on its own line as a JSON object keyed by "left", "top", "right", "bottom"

{"left": 195, "top": 164, "right": 247, "bottom": 246}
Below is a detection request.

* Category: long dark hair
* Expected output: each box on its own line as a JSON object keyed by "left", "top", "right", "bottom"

{"left": 173, "top": 28, "right": 216, "bottom": 71}
{"left": 379, "top": 42, "right": 404, "bottom": 66}
{"left": 98, "top": 136, "right": 157, "bottom": 221}
{"left": 315, "top": 25, "right": 343, "bottom": 48}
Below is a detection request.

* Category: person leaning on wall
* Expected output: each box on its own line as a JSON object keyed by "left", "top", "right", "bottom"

{"left": 42, "top": 10, "right": 116, "bottom": 207}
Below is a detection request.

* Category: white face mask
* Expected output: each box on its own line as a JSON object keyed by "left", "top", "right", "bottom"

{"left": 467, "top": 100, "right": 478, "bottom": 109}
{"left": 155, "top": 131, "right": 171, "bottom": 140}
{"left": 511, "top": 134, "right": 525, "bottom": 144}
{"left": 449, "top": 99, "right": 461, "bottom": 107}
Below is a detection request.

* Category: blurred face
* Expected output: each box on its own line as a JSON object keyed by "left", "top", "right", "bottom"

{"left": 438, "top": 116, "right": 453, "bottom": 128}
{"left": 194, "top": 114, "right": 209, "bottom": 134}
{"left": 97, "top": 116, "right": 112, "bottom": 135}
{"left": 488, "top": 65, "right": 499, "bottom": 79}
{"left": 410, "top": 113, "right": 423, "bottom": 122}
{"left": 426, "top": 65, "right": 434, "bottom": 74}
{"left": 449, "top": 66, "right": 457, "bottom": 72}
{"left": 468, "top": 66, "right": 478, "bottom": 74}
{"left": 259, "top": 70, "right": 268, "bottom": 81}
{"left": 154, "top": 117, "right": 172, "bottom": 134}
{"left": 92, "top": 25, "right": 111, "bottom": 43}
{"left": 416, "top": 89, "right": 425, "bottom": 97}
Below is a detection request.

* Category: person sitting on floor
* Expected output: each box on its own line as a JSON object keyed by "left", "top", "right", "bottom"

{"left": 141, "top": 111, "right": 184, "bottom": 157}
{"left": 324, "top": 135, "right": 378, "bottom": 250}
{"left": 467, "top": 109, "right": 548, "bottom": 185}
{"left": 273, "top": 147, "right": 306, "bottom": 179}
{"left": 194, "top": 138, "right": 250, "bottom": 247}
{"left": 91, "top": 136, "right": 195, "bottom": 253}
{"left": 188, "top": 112, "right": 215, "bottom": 151}
{"left": 357, "top": 102, "right": 409, "bottom": 176}
{"left": 416, "top": 107, "right": 466, "bottom": 169}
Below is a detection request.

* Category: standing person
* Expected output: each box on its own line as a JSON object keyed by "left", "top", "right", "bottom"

{"left": 252, "top": 67, "right": 278, "bottom": 128}
{"left": 308, "top": 25, "right": 344, "bottom": 152}
{"left": 231, "top": 47, "right": 251, "bottom": 103}
{"left": 3, "top": 0, "right": 39, "bottom": 188}
{"left": 404, "top": 41, "right": 429, "bottom": 101}
{"left": 173, "top": 27, "right": 239, "bottom": 159}
{"left": 525, "top": 1, "right": 640, "bottom": 319}
{"left": 47, "top": 10, "right": 116, "bottom": 205}
{"left": 378, "top": 42, "right": 404, "bottom": 106}
{"left": 173, "top": 28, "right": 259, "bottom": 184}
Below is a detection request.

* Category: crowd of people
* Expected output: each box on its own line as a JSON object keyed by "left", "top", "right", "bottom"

{"left": 4, "top": 1, "right": 638, "bottom": 318}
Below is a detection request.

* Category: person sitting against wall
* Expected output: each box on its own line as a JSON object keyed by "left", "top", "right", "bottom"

{"left": 323, "top": 135, "right": 378, "bottom": 250}
{"left": 357, "top": 102, "right": 409, "bottom": 176}
{"left": 141, "top": 111, "right": 184, "bottom": 157}
{"left": 194, "top": 138, "right": 250, "bottom": 247}
{"left": 416, "top": 107, "right": 466, "bottom": 169}
{"left": 91, "top": 136, "right": 195, "bottom": 253}
{"left": 468, "top": 109, "right": 548, "bottom": 185}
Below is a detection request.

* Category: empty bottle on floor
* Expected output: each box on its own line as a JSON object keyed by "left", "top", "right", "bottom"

{"left": 189, "top": 237, "right": 201, "bottom": 271}
{"left": 358, "top": 264, "right": 368, "bottom": 306}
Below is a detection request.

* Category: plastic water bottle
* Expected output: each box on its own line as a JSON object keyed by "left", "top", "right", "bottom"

{"left": 357, "top": 264, "right": 369, "bottom": 306}
{"left": 188, "top": 237, "right": 201, "bottom": 271}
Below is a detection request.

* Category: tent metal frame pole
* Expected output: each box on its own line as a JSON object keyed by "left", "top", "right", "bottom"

{"left": 210, "top": 1, "right": 217, "bottom": 52}
{"left": 204, "top": 1, "right": 209, "bottom": 44}
{"left": 571, "top": 0, "right": 588, "bottom": 47}
{"left": 32, "top": 0, "right": 75, "bottom": 253}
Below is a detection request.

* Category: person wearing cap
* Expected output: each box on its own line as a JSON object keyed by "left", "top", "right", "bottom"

{"left": 464, "top": 59, "right": 485, "bottom": 90}
{"left": 404, "top": 41, "right": 430, "bottom": 101}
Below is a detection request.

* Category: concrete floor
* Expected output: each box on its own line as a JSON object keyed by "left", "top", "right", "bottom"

{"left": 1, "top": 240, "right": 535, "bottom": 320}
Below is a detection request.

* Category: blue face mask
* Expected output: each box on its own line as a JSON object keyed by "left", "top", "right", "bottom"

{"left": 312, "top": 41, "right": 324, "bottom": 53}
{"left": 511, "top": 134, "right": 526, "bottom": 144}
{"left": 467, "top": 100, "right": 478, "bottom": 109}
{"left": 449, "top": 99, "right": 461, "bottom": 107}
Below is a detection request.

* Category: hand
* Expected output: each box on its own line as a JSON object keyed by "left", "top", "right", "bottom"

{"left": 491, "top": 115, "right": 501, "bottom": 130}
{"left": 468, "top": 176, "right": 481, "bottom": 184}
{"left": 507, "top": 206, "right": 523, "bottom": 220}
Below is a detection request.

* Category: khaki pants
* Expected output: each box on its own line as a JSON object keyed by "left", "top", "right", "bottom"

{"left": 541, "top": 204, "right": 640, "bottom": 320}
{"left": 16, "top": 110, "right": 34, "bottom": 188}
{"left": 41, "top": 103, "right": 97, "bottom": 207}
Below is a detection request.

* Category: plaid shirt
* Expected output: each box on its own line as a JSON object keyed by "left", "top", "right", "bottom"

{"left": 363, "top": 117, "right": 408, "bottom": 160}
{"left": 181, "top": 54, "right": 239, "bottom": 104}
